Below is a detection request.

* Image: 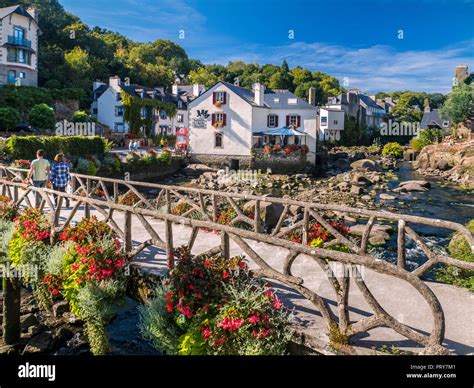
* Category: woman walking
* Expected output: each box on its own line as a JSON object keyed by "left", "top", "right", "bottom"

{"left": 50, "top": 153, "right": 71, "bottom": 207}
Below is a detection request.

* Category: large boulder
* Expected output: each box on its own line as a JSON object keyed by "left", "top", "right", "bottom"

{"left": 243, "top": 200, "right": 284, "bottom": 228}
{"left": 394, "top": 180, "right": 431, "bottom": 192}
{"left": 352, "top": 173, "right": 372, "bottom": 186}
{"left": 349, "top": 224, "right": 392, "bottom": 245}
{"left": 23, "top": 332, "right": 53, "bottom": 354}
{"left": 350, "top": 159, "right": 383, "bottom": 172}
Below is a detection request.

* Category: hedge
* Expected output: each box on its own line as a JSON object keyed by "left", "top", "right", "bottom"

{"left": 6, "top": 136, "right": 109, "bottom": 161}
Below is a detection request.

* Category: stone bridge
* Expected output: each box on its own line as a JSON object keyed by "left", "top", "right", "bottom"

{"left": 1, "top": 166, "right": 473, "bottom": 355}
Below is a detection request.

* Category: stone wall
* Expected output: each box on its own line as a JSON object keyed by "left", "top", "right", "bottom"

{"left": 190, "top": 153, "right": 307, "bottom": 173}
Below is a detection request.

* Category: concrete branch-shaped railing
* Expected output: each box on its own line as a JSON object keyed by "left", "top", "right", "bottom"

{"left": 1, "top": 166, "right": 473, "bottom": 354}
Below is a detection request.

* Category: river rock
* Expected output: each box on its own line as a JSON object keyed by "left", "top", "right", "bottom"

{"left": 350, "top": 159, "right": 383, "bottom": 172}
{"left": 53, "top": 301, "right": 69, "bottom": 318}
{"left": 436, "top": 160, "right": 451, "bottom": 171}
{"left": 394, "top": 181, "right": 430, "bottom": 192}
{"left": 20, "top": 313, "right": 39, "bottom": 331}
{"left": 399, "top": 180, "right": 431, "bottom": 189}
{"left": 23, "top": 332, "right": 53, "bottom": 354}
{"left": 380, "top": 193, "right": 397, "bottom": 200}
{"left": 243, "top": 200, "right": 284, "bottom": 228}
{"left": 352, "top": 173, "right": 372, "bottom": 186}
{"left": 349, "top": 224, "right": 392, "bottom": 237}
{"left": 350, "top": 186, "right": 363, "bottom": 195}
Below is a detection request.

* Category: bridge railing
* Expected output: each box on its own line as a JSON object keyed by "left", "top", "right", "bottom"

{"left": 1, "top": 165, "right": 473, "bottom": 354}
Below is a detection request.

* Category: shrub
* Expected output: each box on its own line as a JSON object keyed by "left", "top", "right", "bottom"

{"left": 0, "top": 107, "right": 20, "bottom": 131}
{"left": 6, "top": 136, "right": 108, "bottom": 160}
{"left": 382, "top": 142, "right": 404, "bottom": 159}
{"left": 0, "top": 195, "right": 17, "bottom": 221}
{"left": 435, "top": 220, "right": 474, "bottom": 291}
{"left": 139, "top": 248, "right": 292, "bottom": 355}
{"left": 158, "top": 149, "right": 172, "bottom": 165}
{"left": 410, "top": 128, "right": 442, "bottom": 151}
{"left": 28, "top": 104, "right": 55, "bottom": 131}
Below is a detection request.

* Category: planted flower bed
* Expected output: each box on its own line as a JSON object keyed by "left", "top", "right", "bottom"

{"left": 139, "top": 248, "right": 292, "bottom": 355}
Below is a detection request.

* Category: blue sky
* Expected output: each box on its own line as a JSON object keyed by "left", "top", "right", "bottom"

{"left": 61, "top": 0, "right": 474, "bottom": 93}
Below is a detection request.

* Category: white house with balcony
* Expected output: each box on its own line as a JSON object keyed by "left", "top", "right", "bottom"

{"left": 91, "top": 76, "right": 203, "bottom": 135}
{"left": 188, "top": 82, "right": 318, "bottom": 166}
{"left": 0, "top": 5, "right": 40, "bottom": 87}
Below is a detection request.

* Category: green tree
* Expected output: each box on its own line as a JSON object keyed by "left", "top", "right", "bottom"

{"left": 189, "top": 67, "right": 220, "bottom": 87}
{"left": 28, "top": 104, "right": 56, "bottom": 131}
{"left": 0, "top": 107, "right": 20, "bottom": 132}
{"left": 72, "top": 110, "right": 97, "bottom": 123}
{"left": 391, "top": 93, "right": 423, "bottom": 122}
{"left": 442, "top": 83, "right": 474, "bottom": 126}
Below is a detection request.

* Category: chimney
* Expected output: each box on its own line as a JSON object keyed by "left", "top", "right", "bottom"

{"left": 253, "top": 83, "right": 265, "bottom": 106}
{"left": 27, "top": 6, "right": 39, "bottom": 22}
{"left": 109, "top": 76, "right": 121, "bottom": 91}
{"left": 192, "top": 84, "right": 202, "bottom": 97}
{"left": 172, "top": 84, "right": 179, "bottom": 95}
{"left": 308, "top": 87, "right": 317, "bottom": 106}
{"left": 455, "top": 64, "right": 468, "bottom": 83}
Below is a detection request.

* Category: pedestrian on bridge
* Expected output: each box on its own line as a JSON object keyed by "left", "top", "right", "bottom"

{"left": 50, "top": 153, "right": 71, "bottom": 208}
{"left": 27, "top": 149, "right": 50, "bottom": 208}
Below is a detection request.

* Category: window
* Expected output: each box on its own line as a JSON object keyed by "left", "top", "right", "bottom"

{"left": 14, "top": 27, "right": 24, "bottom": 41}
{"left": 114, "top": 123, "right": 125, "bottom": 132}
{"left": 333, "top": 120, "right": 338, "bottom": 125}
{"left": 116, "top": 93, "right": 122, "bottom": 101}
{"left": 177, "top": 114, "right": 184, "bottom": 123}
{"left": 7, "top": 70, "right": 16, "bottom": 84}
{"left": 267, "top": 114, "right": 278, "bottom": 128}
{"left": 289, "top": 115, "right": 298, "bottom": 126}
{"left": 321, "top": 116, "right": 328, "bottom": 125}
{"left": 160, "top": 111, "right": 167, "bottom": 120}
{"left": 215, "top": 91, "right": 226, "bottom": 103}
{"left": 177, "top": 101, "right": 183, "bottom": 109}
{"left": 19, "top": 72, "right": 26, "bottom": 79}
{"left": 115, "top": 106, "right": 124, "bottom": 116}
{"left": 215, "top": 133, "right": 223, "bottom": 148}
{"left": 274, "top": 98, "right": 280, "bottom": 103}
{"left": 442, "top": 120, "right": 449, "bottom": 128}
{"left": 216, "top": 112, "right": 225, "bottom": 123}
{"left": 288, "top": 98, "right": 297, "bottom": 105}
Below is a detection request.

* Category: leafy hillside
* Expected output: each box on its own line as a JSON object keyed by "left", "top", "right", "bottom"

{"left": 0, "top": 0, "right": 343, "bottom": 106}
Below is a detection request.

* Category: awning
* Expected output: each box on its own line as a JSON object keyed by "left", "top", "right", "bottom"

{"left": 253, "top": 127, "right": 307, "bottom": 136}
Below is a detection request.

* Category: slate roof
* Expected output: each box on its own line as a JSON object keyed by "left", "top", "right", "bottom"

{"left": 0, "top": 5, "right": 37, "bottom": 23}
{"left": 359, "top": 94, "right": 385, "bottom": 111}
{"left": 420, "top": 109, "right": 450, "bottom": 129}
{"left": 219, "top": 81, "right": 315, "bottom": 109}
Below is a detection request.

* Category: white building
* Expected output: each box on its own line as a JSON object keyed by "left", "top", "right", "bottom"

{"left": 317, "top": 107, "right": 345, "bottom": 142}
{"left": 91, "top": 76, "right": 203, "bottom": 136}
{"left": 0, "top": 5, "right": 40, "bottom": 87}
{"left": 188, "top": 81, "right": 318, "bottom": 165}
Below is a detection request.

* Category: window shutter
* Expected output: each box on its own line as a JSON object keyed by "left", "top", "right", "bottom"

{"left": 275, "top": 115, "right": 279, "bottom": 127}
{"left": 223, "top": 92, "right": 227, "bottom": 105}
{"left": 267, "top": 115, "right": 270, "bottom": 127}
{"left": 212, "top": 92, "right": 216, "bottom": 104}
{"left": 286, "top": 115, "right": 290, "bottom": 126}
{"left": 297, "top": 115, "right": 301, "bottom": 128}
{"left": 211, "top": 113, "right": 216, "bottom": 126}
{"left": 223, "top": 114, "right": 227, "bottom": 126}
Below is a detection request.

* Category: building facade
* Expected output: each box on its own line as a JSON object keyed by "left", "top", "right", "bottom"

{"left": 316, "top": 107, "right": 345, "bottom": 142}
{"left": 0, "top": 5, "right": 40, "bottom": 87}
{"left": 188, "top": 82, "right": 318, "bottom": 165}
{"left": 91, "top": 76, "right": 203, "bottom": 136}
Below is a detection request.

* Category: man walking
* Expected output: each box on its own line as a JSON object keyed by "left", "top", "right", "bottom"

{"left": 27, "top": 149, "right": 50, "bottom": 208}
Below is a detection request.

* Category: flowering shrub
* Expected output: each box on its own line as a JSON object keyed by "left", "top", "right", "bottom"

{"left": 118, "top": 191, "right": 141, "bottom": 206}
{"left": 43, "top": 217, "right": 127, "bottom": 355}
{"left": 11, "top": 159, "right": 31, "bottom": 169}
{"left": 288, "top": 220, "right": 349, "bottom": 247}
{"left": 158, "top": 149, "right": 172, "bottom": 165}
{"left": 284, "top": 144, "right": 299, "bottom": 155}
{"left": 216, "top": 204, "right": 255, "bottom": 230}
{"left": 140, "top": 248, "right": 292, "bottom": 355}
{"left": 0, "top": 195, "right": 17, "bottom": 221}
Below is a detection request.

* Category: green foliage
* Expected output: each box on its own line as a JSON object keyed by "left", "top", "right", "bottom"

{"left": 6, "top": 136, "right": 108, "bottom": 160}
{"left": 409, "top": 128, "right": 442, "bottom": 151}
{"left": 72, "top": 110, "right": 97, "bottom": 123}
{"left": 442, "top": 83, "right": 474, "bottom": 125}
{"left": 390, "top": 93, "right": 424, "bottom": 122}
{"left": 121, "top": 92, "right": 177, "bottom": 136}
{"left": 382, "top": 142, "right": 404, "bottom": 159}
{"left": 0, "top": 107, "right": 21, "bottom": 131}
{"left": 28, "top": 104, "right": 56, "bottom": 130}
{"left": 340, "top": 115, "right": 371, "bottom": 146}
{"left": 435, "top": 220, "right": 474, "bottom": 292}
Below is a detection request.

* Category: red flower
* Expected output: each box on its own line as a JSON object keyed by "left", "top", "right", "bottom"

{"left": 222, "top": 271, "right": 229, "bottom": 280}
{"left": 248, "top": 315, "right": 260, "bottom": 324}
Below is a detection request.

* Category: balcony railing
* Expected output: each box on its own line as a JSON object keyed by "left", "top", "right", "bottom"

{"left": 7, "top": 35, "right": 32, "bottom": 48}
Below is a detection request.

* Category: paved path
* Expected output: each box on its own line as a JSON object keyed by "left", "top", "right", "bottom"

{"left": 27, "top": 194, "right": 474, "bottom": 355}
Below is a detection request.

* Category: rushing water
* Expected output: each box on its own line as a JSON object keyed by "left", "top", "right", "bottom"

{"left": 372, "top": 161, "right": 473, "bottom": 274}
